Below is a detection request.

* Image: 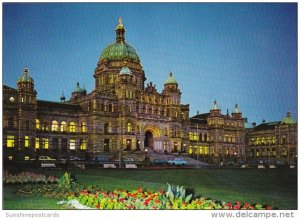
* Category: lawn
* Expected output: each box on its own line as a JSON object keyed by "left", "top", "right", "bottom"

{"left": 3, "top": 168, "right": 297, "bottom": 210}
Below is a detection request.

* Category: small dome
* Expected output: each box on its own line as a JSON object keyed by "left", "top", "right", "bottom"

{"left": 211, "top": 100, "right": 220, "bottom": 110}
{"left": 281, "top": 112, "right": 296, "bottom": 124}
{"left": 232, "top": 104, "right": 241, "bottom": 114}
{"left": 120, "top": 66, "right": 131, "bottom": 75}
{"left": 165, "top": 72, "right": 177, "bottom": 85}
{"left": 72, "top": 82, "right": 85, "bottom": 94}
{"left": 244, "top": 118, "right": 252, "bottom": 129}
{"left": 18, "top": 67, "right": 33, "bottom": 83}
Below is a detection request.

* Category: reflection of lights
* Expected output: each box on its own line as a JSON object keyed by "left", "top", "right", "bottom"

{"left": 145, "top": 149, "right": 148, "bottom": 152}
{"left": 137, "top": 140, "right": 140, "bottom": 144}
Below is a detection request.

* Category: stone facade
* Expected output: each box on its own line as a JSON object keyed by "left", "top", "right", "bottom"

{"left": 245, "top": 112, "right": 297, "bottom": 165}
{"left": 2, "top": 20, "right": 297, "bottom": 165}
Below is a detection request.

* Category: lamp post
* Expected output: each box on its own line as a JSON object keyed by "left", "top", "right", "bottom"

{"left": 119, "top": 144, "right": 122, "bottom": 168}
{"left": 145, "top": 148, "right": 148, "bottom": 166}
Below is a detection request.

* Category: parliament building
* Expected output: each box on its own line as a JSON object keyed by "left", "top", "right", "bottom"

{"left": 3, "top": 19, "right": 297, "bottom": 165}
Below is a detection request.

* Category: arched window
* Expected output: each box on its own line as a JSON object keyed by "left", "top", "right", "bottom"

{"left": 41, "top": 121, "right": 49, "bottom": 131}
{"left": 8, "top": 115, "right": 14, "bottom": 128}
{"left": 108, "top": 104, "right": 113, "bottom": 112}
{"left": 127, "top": 122, "right": 132, "bottom": 133}
{"left": 60, "top": 121, "right": 67, "bottom": 132}
{"left": 69, "top": 122, "right": 76, "bottom": 133}
{"left": 51, "top": 120, "right": 58, "bottom": 131}
{"left": 80, "top": 139, "right": 87, "bottom": 150}
{"left": 100, "top": 103, "right": 105, "bottom": 111}
{"left": 81, "top": 122, "right": 87, "bottom": 133}
{"left": 36, "top": 119, "right": 40, "bottom": 130}
{"left": 104, "top": 123, "right": 109, "bottom": 134}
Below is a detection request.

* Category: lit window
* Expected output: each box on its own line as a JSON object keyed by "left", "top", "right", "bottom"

{"left": 193, "top": 132, "right": 198, "bottom": 141}
{"left": 204, "top": 147, "right": 209, "bottom": 155}
{"left": 36, "top": 119, "right": 40, "bottom": 130}
{"left": 70, "top": 139, "right": 76, "bottom": 150}
{"left": 80, "top": 139, "right": 87, "bottom": 150}
{"left": 41, "top": 122, "right": 49, "bottom": 131}
{"left": 127, "top": 122, "right": 132, "bottom": 133}
{"left": 43, "top": 138, "right": 49, "bottom": 149}
{"left": 7, "top": 136, "right": 15, "bottom": 147}
{"left": 69, "top": 122, "right": 76, "bottom": 133}
{"left": 35, "top": 138, "right": 40, "bottom": 149}
{"left": 25, "top": 136, "right": 29, "bottom": 147}
{"left": 25, "top": 156, "right": 29, "bottom": 160}
{"left": 51, "top": 120, "right": 58, "bottom": 131}
{"left": 61, "top": 121, "right": 67, "bottom": 132}
{"left": 81, "top": 122, "right": 87, "bottom": 133}
{"left": 189, "top": 132, "right": 193, "bottom": 141}
{"left": 188, "top": 147, "right": 193, "bottom": 154}
{"left": 8, "top": 156, "right": 13, "bottom": 160}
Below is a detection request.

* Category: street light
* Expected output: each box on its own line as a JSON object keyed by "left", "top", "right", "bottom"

{"left": 145, "top": 148, "right": 148, "bottom": 166}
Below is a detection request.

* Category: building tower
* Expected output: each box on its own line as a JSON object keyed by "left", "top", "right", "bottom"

{"left": 17, "top": 67, "right": 37, "bottom": 159}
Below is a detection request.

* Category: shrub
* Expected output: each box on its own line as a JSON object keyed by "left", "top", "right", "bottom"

{"left": 3, "top": 171, "right": 58, "bottom": 184}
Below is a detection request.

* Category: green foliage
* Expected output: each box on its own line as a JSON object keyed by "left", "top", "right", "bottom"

{"left": 58, "top": 172, "right": 73, "bottom": 190}
{"left": 63, "top": 185, "right": 273, "bottom": 210}
{"left": 165, "top": 183, "right": 193, "bottom": 204}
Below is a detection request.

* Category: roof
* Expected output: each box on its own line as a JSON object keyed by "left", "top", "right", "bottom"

{"left": 3, "top": 84, "right": 17, "bottom": 93}
{"left": 165, "top": 72, "right": 177, "bottom": 85}
{"left": 18, "top": 67, "right": 34, "bottom": 83}
{"left": 100, "top": 19, "right": 140, "bottom": 63}
{"left": 232, "top": 104, "right": 241, "bottom": 114}
{"left": 37, "top": 100, "right": 84, "bottom": 112}
{"left": 252, "top": 121, "right": 281, "bottom": 131}
{"left": 281, "top": 112, "right": 297, "bottom": 124}
{"left": 211, "top": 100, "right": 220, "bottom": 110}
{"left": 190, "top": 113, "right": 210, "bottom": 125}
{"left": 72, "top": 82, "right": 86, "bottom": 94}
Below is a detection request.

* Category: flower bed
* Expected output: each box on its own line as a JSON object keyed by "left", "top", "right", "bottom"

{"left": 62, "top": 188, "right": 273, "bottom": 210}
{"left": 4, "top": 171, "right": 58, "bottom": 184}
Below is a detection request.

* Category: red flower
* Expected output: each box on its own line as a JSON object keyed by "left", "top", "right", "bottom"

{"left": 234, "top": 205, "right": 240, "bottom": 210}
{"left": 266, "top": 206, "right": 272, "bottom": 210}
{"left": 119, "top": 198, "right": 125, "bottom": 202}
{"left": 96, "top": 203, "right": 100, "bottom": 209}
{"left": 155, "top": 200, "right": 160, "bottom": 204}
{"left": 244, "top": 202, "right": 250, "bottom": 209}
{"left": 138, "top": 188, "right": 143, "bottom": 193}
{"left": 225, "top": 202, "right": 232, "bottom": 209}
{"left": 128, "top": 205, "right": 134, "bottom": 209}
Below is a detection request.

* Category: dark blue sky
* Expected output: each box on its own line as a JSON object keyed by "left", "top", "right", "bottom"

{"left": 3, "top": 3, "right": 297, "bottom": 124}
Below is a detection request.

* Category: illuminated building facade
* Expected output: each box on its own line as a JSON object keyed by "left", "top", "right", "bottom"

{"left": 2, "top": 19, "right": 297, "bottom": 165}
{"left": 3, "top": 19, "right": 190, "bottom": 160}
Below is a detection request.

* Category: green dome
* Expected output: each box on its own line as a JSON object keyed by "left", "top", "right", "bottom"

{"left": 211, "top": 100, "right": 220, "bottom": 110}
{"left": 165, "top": 72, "right": 177, "bottom": 85}
{"left": 232, "top": 104, "right": 241, "bottom": 114}
{"left": 100, "top": 42, "right": 140, "bottom": 62}
{"left": 120, "top": 66, "right": 131, "bottom": 75}
{"left": 72, "top": 82, "right": 85, "bottom": 94}
{"left": 18, "top": 67, "right": 33, "bottom": 83}
{"left": 281, "top": 112, "right": 296, "bottom": 124}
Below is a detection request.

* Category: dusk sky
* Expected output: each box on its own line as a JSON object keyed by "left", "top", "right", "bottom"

{"left": 3, "top": 3, "right": 297, "bottom": 124}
